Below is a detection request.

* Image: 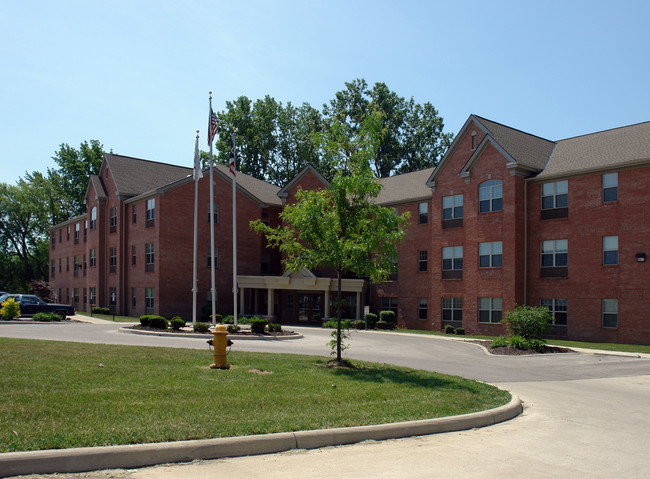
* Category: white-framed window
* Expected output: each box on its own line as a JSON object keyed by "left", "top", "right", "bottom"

{"left": 207, "top": 247, "right": 219, "bottom": 268}
{"left": 442, "top": 194, "right": 463, "bottom": 220}
{"left": 603, "top": 172, "right": 618, "bottom": 202}
{"left": 74, "top": 223, "right": 80, "bottom": 243}
{"left": 146, "top": 198, "right": 155, "bottom": 227}
{"left": 541, "top": 239, "right": 568, "bottom": 267}
{"left": 132, "top": 288, "right": 136, "bottom": 308}
{"left": 478, "top": 297, "right": 502, "bottom": 323}
{"left": 90, "top": 249, "right": 96, "bottom": 267}
{"left": 109, "top": 287, "right": 116, "bottom": 306}
{"left": 109, "top": 247, "right": 117, "bottom": 273}
{"left": 145, "top": 288, "right": 154, "bottom": 311}
{"left": 442, "top": 246, "right": 463, "bottom": 271}
{"left": 90, "top": 206, "right": 97, "bottom": 229}
{"left": 602, "top": 299, "right": 618, "bottom": 328}
{"left": 145, "top": 243, "right": 154, "bottom": 272}
{"left": 418, "top": 298, "right": 428, "bottom": 320}
{"left": 442, "top": 297, "right": 462, "bottom": 322}
{"left": 89, "top": 287, "right": 96, "bottom": 305}
{"left": 479, "top": 241, "right": 502, "bottom": 268}
{"left": 479, "top": 180, "right": 502, "bottom": 213}
{"left": 109, "top": 207, "right": 117, "bottom": 233}
{"left": 541, "top": 180, "right": 568, "bottom": 210}
{"left": 208, "top": 203, "right": 219, "bottom": 224}
{"left": 603, "top": 236, "right": 618, "bottom": 265}
{"left": 418, "top": 250, "right": 428, "bottom": 272}
{"left": 381, "top": 297, "right": 398, "bottom": 315}
{"left": 418, "top": 202, "right": 428, "bottom": 224}
{"left": 132, "top": 204, "right": 137, "bottom": 223}
{"left": 540, "top": 298, "right": 567, "bottom": 325}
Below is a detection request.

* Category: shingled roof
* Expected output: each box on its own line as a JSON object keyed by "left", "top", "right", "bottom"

{"left": 535, "top": 121, "right": 650, "bottom": 179}
{"left": 375, "top": 168, "right": 434, "bottom": 205}
{"left": 104, "top": 154, "right": 191, "bottom": 197}
{"left": 472, "top": 115, "right": 556, "bottom": 171}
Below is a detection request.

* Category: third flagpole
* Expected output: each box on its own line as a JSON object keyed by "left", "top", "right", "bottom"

{"left": 231, "top": 131, "right": 238, "bottom": 327}
{"left": 208, "top": 93, "right": 217, "bottom": 324}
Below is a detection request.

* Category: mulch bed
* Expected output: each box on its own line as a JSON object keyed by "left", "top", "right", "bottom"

{"left": 126, "top": 325, "right": 295, "bottom": 337}
{"left": 470, "top": 339, "right": 573, "bottom": 355}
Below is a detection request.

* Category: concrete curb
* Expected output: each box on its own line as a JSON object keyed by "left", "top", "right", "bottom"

{"left": 0, "top": 396, "right": 522, "bottom": 477}
{"left": 118, "top": 327, "right": 304, "bottom": 340}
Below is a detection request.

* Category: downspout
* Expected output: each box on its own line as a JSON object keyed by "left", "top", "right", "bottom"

{"left": 523, "top": 179, "right": 527, "bottom": 305}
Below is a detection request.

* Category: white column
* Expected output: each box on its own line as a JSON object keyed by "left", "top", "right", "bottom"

{"left": 324, "top": 289, "right": 330, "bottom": 320}
{"left": 356, "top": 292, "right": 361, "bottom": 320}
{"left": 239, "top": 287, "right": 245, "bottom": 316}
{"left": 267, "top": 288, "right": 274, "bottom": 317}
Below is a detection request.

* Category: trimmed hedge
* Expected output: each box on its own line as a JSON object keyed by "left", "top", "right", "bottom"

{"left": 250, "top": 318, "right": 268, "bottom": 334}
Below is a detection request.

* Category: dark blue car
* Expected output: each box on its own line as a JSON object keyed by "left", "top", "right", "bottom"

{"left": 0, "top": 294, "right": 75, "bottom": 320}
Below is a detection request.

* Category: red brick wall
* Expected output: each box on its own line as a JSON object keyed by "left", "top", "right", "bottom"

{"left": 527, "top": 167, "right": 650, "bottom": 344}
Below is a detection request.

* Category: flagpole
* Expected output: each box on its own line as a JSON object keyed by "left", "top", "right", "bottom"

{"left": 208, "top": 93, "right": 217, "bottom": 325}
{"left": 231, "top": 131, "right": 238, "bottom": 327}
{"left": 192, "top": 130, "right": 200, "bottom": 327}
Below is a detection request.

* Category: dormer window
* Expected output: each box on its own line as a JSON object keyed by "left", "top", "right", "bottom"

{"left": 471, "top": 131, "right": 477, "bottom": 150}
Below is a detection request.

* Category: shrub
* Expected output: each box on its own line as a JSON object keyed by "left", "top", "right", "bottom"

{"left": 527, "top": 338, "right": 546, "bottom": 352}
{"left": 193, "top": 322, "right": 210, "bottom": 333}
{"left": 491, "top": 336, "right": 509, "bottom": 349}
{"left": 267, "top": 323, "right": 282, "bottom": 333}
{"left": 221, "top": 315, "right": 233, "bottom": 324}
{"left": 227, "top": 324, "right": 241, "bottom": 333}
{"left": 444, "top": 324, "right": 455, "bottom": 334}
{"left": 139, "top": 315, "right": 151, "bottom": 327}
{"left": 352, "top": 319, "right": 365, "bottom": 330}
{"left": 101, "top": 307, "right": 110, "bottom": 314}
{"left": 375, "top": 320, "right": 390, "bottom": 330}
{"left": 379, "top": 310, "right": 396, "bottom": 326}
{"left": 91, "top": 307, "right": 103, "bottom": 314}
{"left": 455, "top": 327, "right": 465, "bottom": 335}
{"left": 170, "top": 317, "right": 186, "bottom": 330}
{"left": 250, "top": 318, "right": 268, "bottom": 334}
{"left": 503, "top": 305, "right": 551, "bottom": 341}
{"left": 322, "top": 319, "right": 351, "bottom": 329}
{"left": 33, "top": 312, "right": 62, "bottom": 322}
{"left": 507, "top": 335, "right": 528, "bottom": 350}
{"left": 364, "top": 313, "right": 378, "bottom": 329}
{"left": 147, "top": 316, "right": 168, "bottom": 330}
{"left": 1, "top": 298, "right": 21, "bottom": 320}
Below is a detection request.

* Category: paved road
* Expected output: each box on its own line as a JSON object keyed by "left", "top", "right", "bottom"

{"left": 2, "top": 317, "right": 650, "bottom": 478}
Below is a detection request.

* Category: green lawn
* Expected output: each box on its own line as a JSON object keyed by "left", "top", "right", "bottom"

{"left": 0, "top": 338, "right": 510, "bottom": 453}
{"left": 395, "top": 328, "right": 650, "bottom": 354}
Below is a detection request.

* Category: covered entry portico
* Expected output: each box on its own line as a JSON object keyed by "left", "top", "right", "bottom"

{"left": 237, "top": 268, "right": 366, "bottom": 323}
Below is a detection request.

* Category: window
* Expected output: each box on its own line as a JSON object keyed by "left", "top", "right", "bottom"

{"left": 418, "top": 298, "right": 428, "bottom": 320}
{"left": 132, "top": 245, "right": 137, "bottom": 266}
{"left": 132, "top": 288, "right": 137, "bottom": 308}
{"left": 51, "top": 260, "right": 55, "bottom": 277}
{"left": 66, "top": 257, "right": 69, "bottom": 272}
{"left": 602, "top": 299, "right": 618, "bottom": 328}
{"left": 442, "top": 194, "right": 463, "bottom": 220}
{"left": 442, "top": 246, "right": 463, "bottom": 270}
{"left": 83, "top": 288, "right": 87, "bottom": 305}
{"left": 603, "top": 172, "right": 618, "bottom": 202}
{"left": 146, "top": 288, "right": 155, "bottom": 311}
{"left": 83, "top": 221, "right": 87, "bottom": 242}
{"left": 89, "top": 249, "right": 96, "bottom": 267}
{"left": 442, "top": 297, "right": 462, "bottom": 322}
{"left": 207, "top": 248, "right": 219, "bottom": 268}
{"left": 109, "top": 207, "right": 117, "bottom": 233}
{"left": 74, "top": 256, "right": 80, "bottom": 276}
{"left": 74, "top": 223, "right": 80, "bottom": 244}
{"left": 541, "top": 239, "right": 568, "bottom": 267}
{"left": 145, "top": 243, "right": 154, "bottom": 272}
{"left": 261, "top": 253, "right": 270, "bottom": 273}
{"left": 89, "top": 287, "right": 96, "bottom": 305}
{"left": 83, "top": 254, "right": 87, "bottom": 275}
{"left": 132, "top": 204, "right": 137, "bottom": 223}
{"left": 208, "top": 203, "right": 219, "bottom": 224}
{"left": 418, "top": 250, "right": 428, "bottom": 272}
{"left": 479, "top": 241, "right": 502, "bottom": 268}
{"left": 67, "top": 226, "right": 70, "bottom": 241}
{"left": 262, "top": 211, "right": 270, "bottom": 226}
{"left": 541, "top": 298, "right": 567, "bottom": 326}
{"left": 381, "top": 297, "right": 398, "bottom": 315}
{"left": 479, "top": 180, "right": 502, "bottom": 213}
{"left": 59, "top": 258, "right": 61, "bottom": 273}
{"left": 51, "top": 232, "right": 56, "bottom": 250}
{"left": 90, "top": 207, "right": 97, "bottom": 229}
{"left": 478, "top": 297, "right": 502, "bottom": 323}
{"left": 541, "top": 180, "right": 568, "bottom": 210}
{"left": 146, "top": 199, "right": 155, "bottom": 227}
{"left": 418, "top": 202, "right": 428, "bottom": 224}
{"left": 603, "top": 236, "right": 618, "bottom": 265}
{"left": 109, "top": 247, "right": 117, "bottom": 273}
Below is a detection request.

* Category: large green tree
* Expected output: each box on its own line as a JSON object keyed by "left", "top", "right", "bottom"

{"left": 251, "top": 113, "right": 410, "bottom": 363}
{"left": 323, "top": 79, "right": 453, "bottom": 177}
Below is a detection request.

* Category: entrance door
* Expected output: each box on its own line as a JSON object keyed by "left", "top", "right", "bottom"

{"left": 298, "top": 293, "right": 322, "bottom": 323}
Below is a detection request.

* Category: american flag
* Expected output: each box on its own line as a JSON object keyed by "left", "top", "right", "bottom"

{"left": 207, "top": 108, "right": 218, "bottom": 145}
{"left": 229, "top": 135, "right": 236, "bottom": 176}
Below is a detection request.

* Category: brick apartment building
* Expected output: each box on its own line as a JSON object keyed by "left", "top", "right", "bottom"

{"left": 48, "top": 115, "right": 650, "bottom": 344}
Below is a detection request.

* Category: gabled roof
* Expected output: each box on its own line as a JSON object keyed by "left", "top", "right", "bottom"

{"left": 375, "top": 168, "right": 434, "bottom": 205}
{"left": 85, "top": 175, "right": 107, "bottom": 203}
{"left": 214, "top": 164, "right": 282, "bottom": 207}
{"left": 103, "top": 154, "right": 191, "bottom": 198}
{"left": 535, "top": 120, "right": 650, "bottom": 180}
{"left": 277, "top": 165, "right": 329, "bottom": 200}
{"left": 428, "top": 115, "right": 556, "bottom": 187}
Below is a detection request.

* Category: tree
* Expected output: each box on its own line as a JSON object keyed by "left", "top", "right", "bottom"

{"left": 48, "top": 140, "right": 104, "bottom": 219}
{"left": 323, "top": 78, "right": 453, "bottom": 177}
{"left": 251, "top": 113, "right": 410, "bottom": 363}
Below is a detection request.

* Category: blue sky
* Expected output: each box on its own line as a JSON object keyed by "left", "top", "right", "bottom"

{"left": 1, "top": 0, "right": 649, "bottom": 184}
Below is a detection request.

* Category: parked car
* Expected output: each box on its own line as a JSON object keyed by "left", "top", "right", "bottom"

{"left": 0, "top": 294, "right": 75, "bottom": 320}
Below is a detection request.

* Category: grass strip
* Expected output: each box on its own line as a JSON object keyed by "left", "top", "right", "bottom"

{"left": 0, "top": 338, "right": 509, "bottom": 453}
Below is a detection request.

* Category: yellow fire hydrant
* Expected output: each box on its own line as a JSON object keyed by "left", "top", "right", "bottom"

{"left": 209, "top": 324, "right": 231, "bottom": 370}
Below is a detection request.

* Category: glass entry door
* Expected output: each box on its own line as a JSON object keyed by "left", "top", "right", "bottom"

{"left": 298, "top": 293, "right": 322, "bottom": 323}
